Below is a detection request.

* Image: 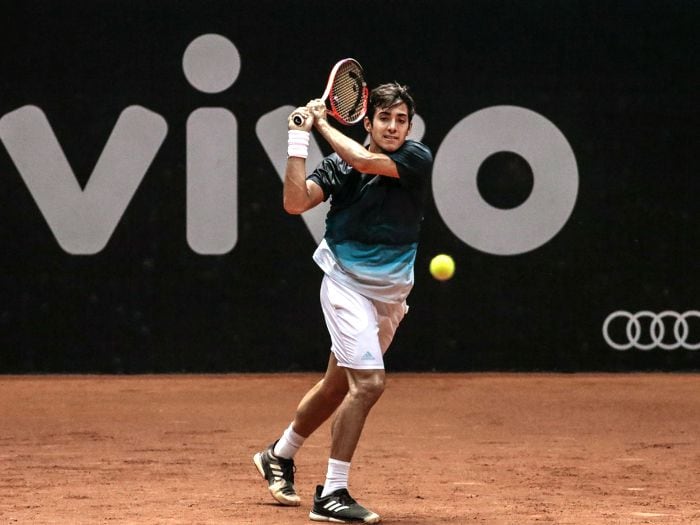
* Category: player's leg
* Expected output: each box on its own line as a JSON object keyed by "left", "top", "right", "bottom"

{"left": 310, "top": 277, "right": 395, "bottom": 523}
{"left": 253, "top": 354, "right": 348, "bottom": 506}
{"left": 290, "top": 353, "right": 349, "bottom": 438}
{"left": 322, "top": 297, "right": 405, "bottom": 464}
{"left": 329, "top": 367, "right": 385, "bottom": 462}
{"left": 309, "top": 367, "right": 384, "bottom": 524}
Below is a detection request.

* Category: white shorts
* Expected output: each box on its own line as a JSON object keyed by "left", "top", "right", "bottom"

{"left": 320, "top": 275, "right": 408, "bottom": 370}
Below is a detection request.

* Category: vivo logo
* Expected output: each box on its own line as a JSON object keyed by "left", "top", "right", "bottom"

{"left": 0, "top": 34, "right": 578, "bottom": 256}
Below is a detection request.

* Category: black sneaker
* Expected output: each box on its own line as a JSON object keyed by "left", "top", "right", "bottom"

{"left": 252, "top": 441, "right": 300, "bottom": 506}
{"left": 309, "top": 485, "right": 381, "bottom": 523}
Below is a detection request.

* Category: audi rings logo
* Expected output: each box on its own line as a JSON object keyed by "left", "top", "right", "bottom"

{"left": 603, "top": 311, "right": 700, "bottom": 351}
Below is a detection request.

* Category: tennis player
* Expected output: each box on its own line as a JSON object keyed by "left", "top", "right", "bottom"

{"left": 253, "top": 83, "right": 433, "bottom": 523}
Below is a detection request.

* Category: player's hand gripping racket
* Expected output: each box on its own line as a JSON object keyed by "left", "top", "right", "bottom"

{"left": 293, "top": 58, "right": 368, "bottom": 126}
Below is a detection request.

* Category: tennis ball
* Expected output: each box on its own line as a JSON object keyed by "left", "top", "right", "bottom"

{"left": 429, "top": 254, "right": 455, "bottom": 281}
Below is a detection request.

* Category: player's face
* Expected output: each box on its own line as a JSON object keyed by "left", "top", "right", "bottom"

{"left": 365, "top": 102, "right": 412, "bottom": 153}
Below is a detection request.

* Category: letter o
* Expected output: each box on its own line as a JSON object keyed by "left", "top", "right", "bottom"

{"left": 432, "top": 106, "right": 578, "bottom": 255}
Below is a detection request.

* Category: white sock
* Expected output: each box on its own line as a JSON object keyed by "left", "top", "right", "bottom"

{"left": 273, "top": 423, "right": 306, "bottom": 459}
{"left": 321, "top": 458, "right": 351, "bottom": 497}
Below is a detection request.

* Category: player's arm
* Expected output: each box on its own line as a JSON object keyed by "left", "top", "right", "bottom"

{"left": 308, "top": 99, "right": 400, "bottom": 179}
{"left": 283, "top": 108, "right": 325, "bottom": 215}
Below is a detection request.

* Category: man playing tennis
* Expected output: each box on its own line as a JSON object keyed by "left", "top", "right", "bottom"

{"left": 253, "top": 82, "right": 433, "bottom": 523}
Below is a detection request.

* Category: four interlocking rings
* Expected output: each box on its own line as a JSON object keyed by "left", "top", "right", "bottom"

{"left": 603, "top": 310, "right": 700, "bottom": 351}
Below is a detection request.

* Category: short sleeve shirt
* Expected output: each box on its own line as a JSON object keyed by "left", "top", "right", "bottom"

{"left": 307, "top": 140, "right": 433, "bottom": 303}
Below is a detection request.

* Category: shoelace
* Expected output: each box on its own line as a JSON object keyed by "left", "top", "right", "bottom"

{"left": 332, "top": 489, "right": 357, "bottom": 507}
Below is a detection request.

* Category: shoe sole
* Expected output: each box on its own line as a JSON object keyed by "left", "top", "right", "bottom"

{"left": 252, "top": 452, "right": 300, "bottom": 506}
{"left": 309, "top": 510, "right": 381, "bottom": 523}
{"left": 309, "top": 511, "right": 346, "bottom": 523}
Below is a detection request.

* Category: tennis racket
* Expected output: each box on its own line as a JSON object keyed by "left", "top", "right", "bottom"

{"left": 293, "top": 58, "right": 368, "bottom": 126}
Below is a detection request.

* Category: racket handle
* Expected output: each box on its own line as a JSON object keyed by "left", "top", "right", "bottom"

{"left": 292, "top": 115, "right": 304, "bottom": 126}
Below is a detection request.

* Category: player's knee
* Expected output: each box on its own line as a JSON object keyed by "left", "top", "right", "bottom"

{"left": 351, "top": 372, "right": 385, "bottom": 406}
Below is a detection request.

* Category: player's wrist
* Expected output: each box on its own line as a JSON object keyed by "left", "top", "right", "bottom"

{"left": 288, "top": 129, "right": 310, "bottom": 159}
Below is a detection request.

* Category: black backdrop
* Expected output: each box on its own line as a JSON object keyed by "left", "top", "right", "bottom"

{"left": 1, "top": 0, "right": 698, "bottom": 372}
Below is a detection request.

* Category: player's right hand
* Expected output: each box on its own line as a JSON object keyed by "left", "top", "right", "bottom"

{"left": 288, "top": 107, "right": 313, "bottom": 131}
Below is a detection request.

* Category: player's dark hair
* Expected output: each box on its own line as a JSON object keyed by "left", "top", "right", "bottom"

{"left": 367, "top": 82, "right": 416, "bottom": 122}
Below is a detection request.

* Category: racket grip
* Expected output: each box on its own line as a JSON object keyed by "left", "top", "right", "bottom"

{"left": 293, "top": 115, "right": 304, "bottom": 126}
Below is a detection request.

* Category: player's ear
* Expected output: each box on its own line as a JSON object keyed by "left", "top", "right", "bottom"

{"left": 363, "top": 116, "right": 372, "bottom": 133}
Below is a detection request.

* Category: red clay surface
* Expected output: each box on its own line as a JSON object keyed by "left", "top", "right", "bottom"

{"left": 1, "top": 373, "right": 699, "bottom": 524}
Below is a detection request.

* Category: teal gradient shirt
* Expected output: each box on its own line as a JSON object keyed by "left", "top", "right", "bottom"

{"left": 308, "top": 140, "right": 433, "bottom": 303}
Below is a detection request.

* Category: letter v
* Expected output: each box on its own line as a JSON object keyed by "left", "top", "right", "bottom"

{"left": 0, "top": 105, "right": 168, "bottom": 254}
{"left": 256, "top": 105, "right": 329, "bottom": 245}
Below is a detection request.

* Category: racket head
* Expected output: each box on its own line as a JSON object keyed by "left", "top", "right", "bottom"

{"left": 323, "top": 58, "right": 369, "bottom": 126}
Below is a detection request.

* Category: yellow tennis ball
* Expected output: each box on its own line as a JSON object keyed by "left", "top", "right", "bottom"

{"left": 429, "top": 254, "right": 455, "bottom": 281}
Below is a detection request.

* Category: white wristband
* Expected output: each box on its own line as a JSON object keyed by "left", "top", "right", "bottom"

{"left": 288, "top": 129, "right": 310, "bottom": 159}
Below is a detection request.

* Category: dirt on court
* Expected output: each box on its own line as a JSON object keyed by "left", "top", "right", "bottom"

{"left": 1, "top": 373, "right": 699, "bottom": 524}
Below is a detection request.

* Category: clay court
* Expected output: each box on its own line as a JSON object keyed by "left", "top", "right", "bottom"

{"left": 1, "top": 373, "right": 699, "bottom": 524}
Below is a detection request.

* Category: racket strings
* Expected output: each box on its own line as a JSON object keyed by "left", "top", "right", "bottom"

{"left": 331, "top": 63, "right": 367, "bottom": 124}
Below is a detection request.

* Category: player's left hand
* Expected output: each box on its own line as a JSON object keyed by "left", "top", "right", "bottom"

{"left": 307, "top": 99, "right": 327, "bottom": 124}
